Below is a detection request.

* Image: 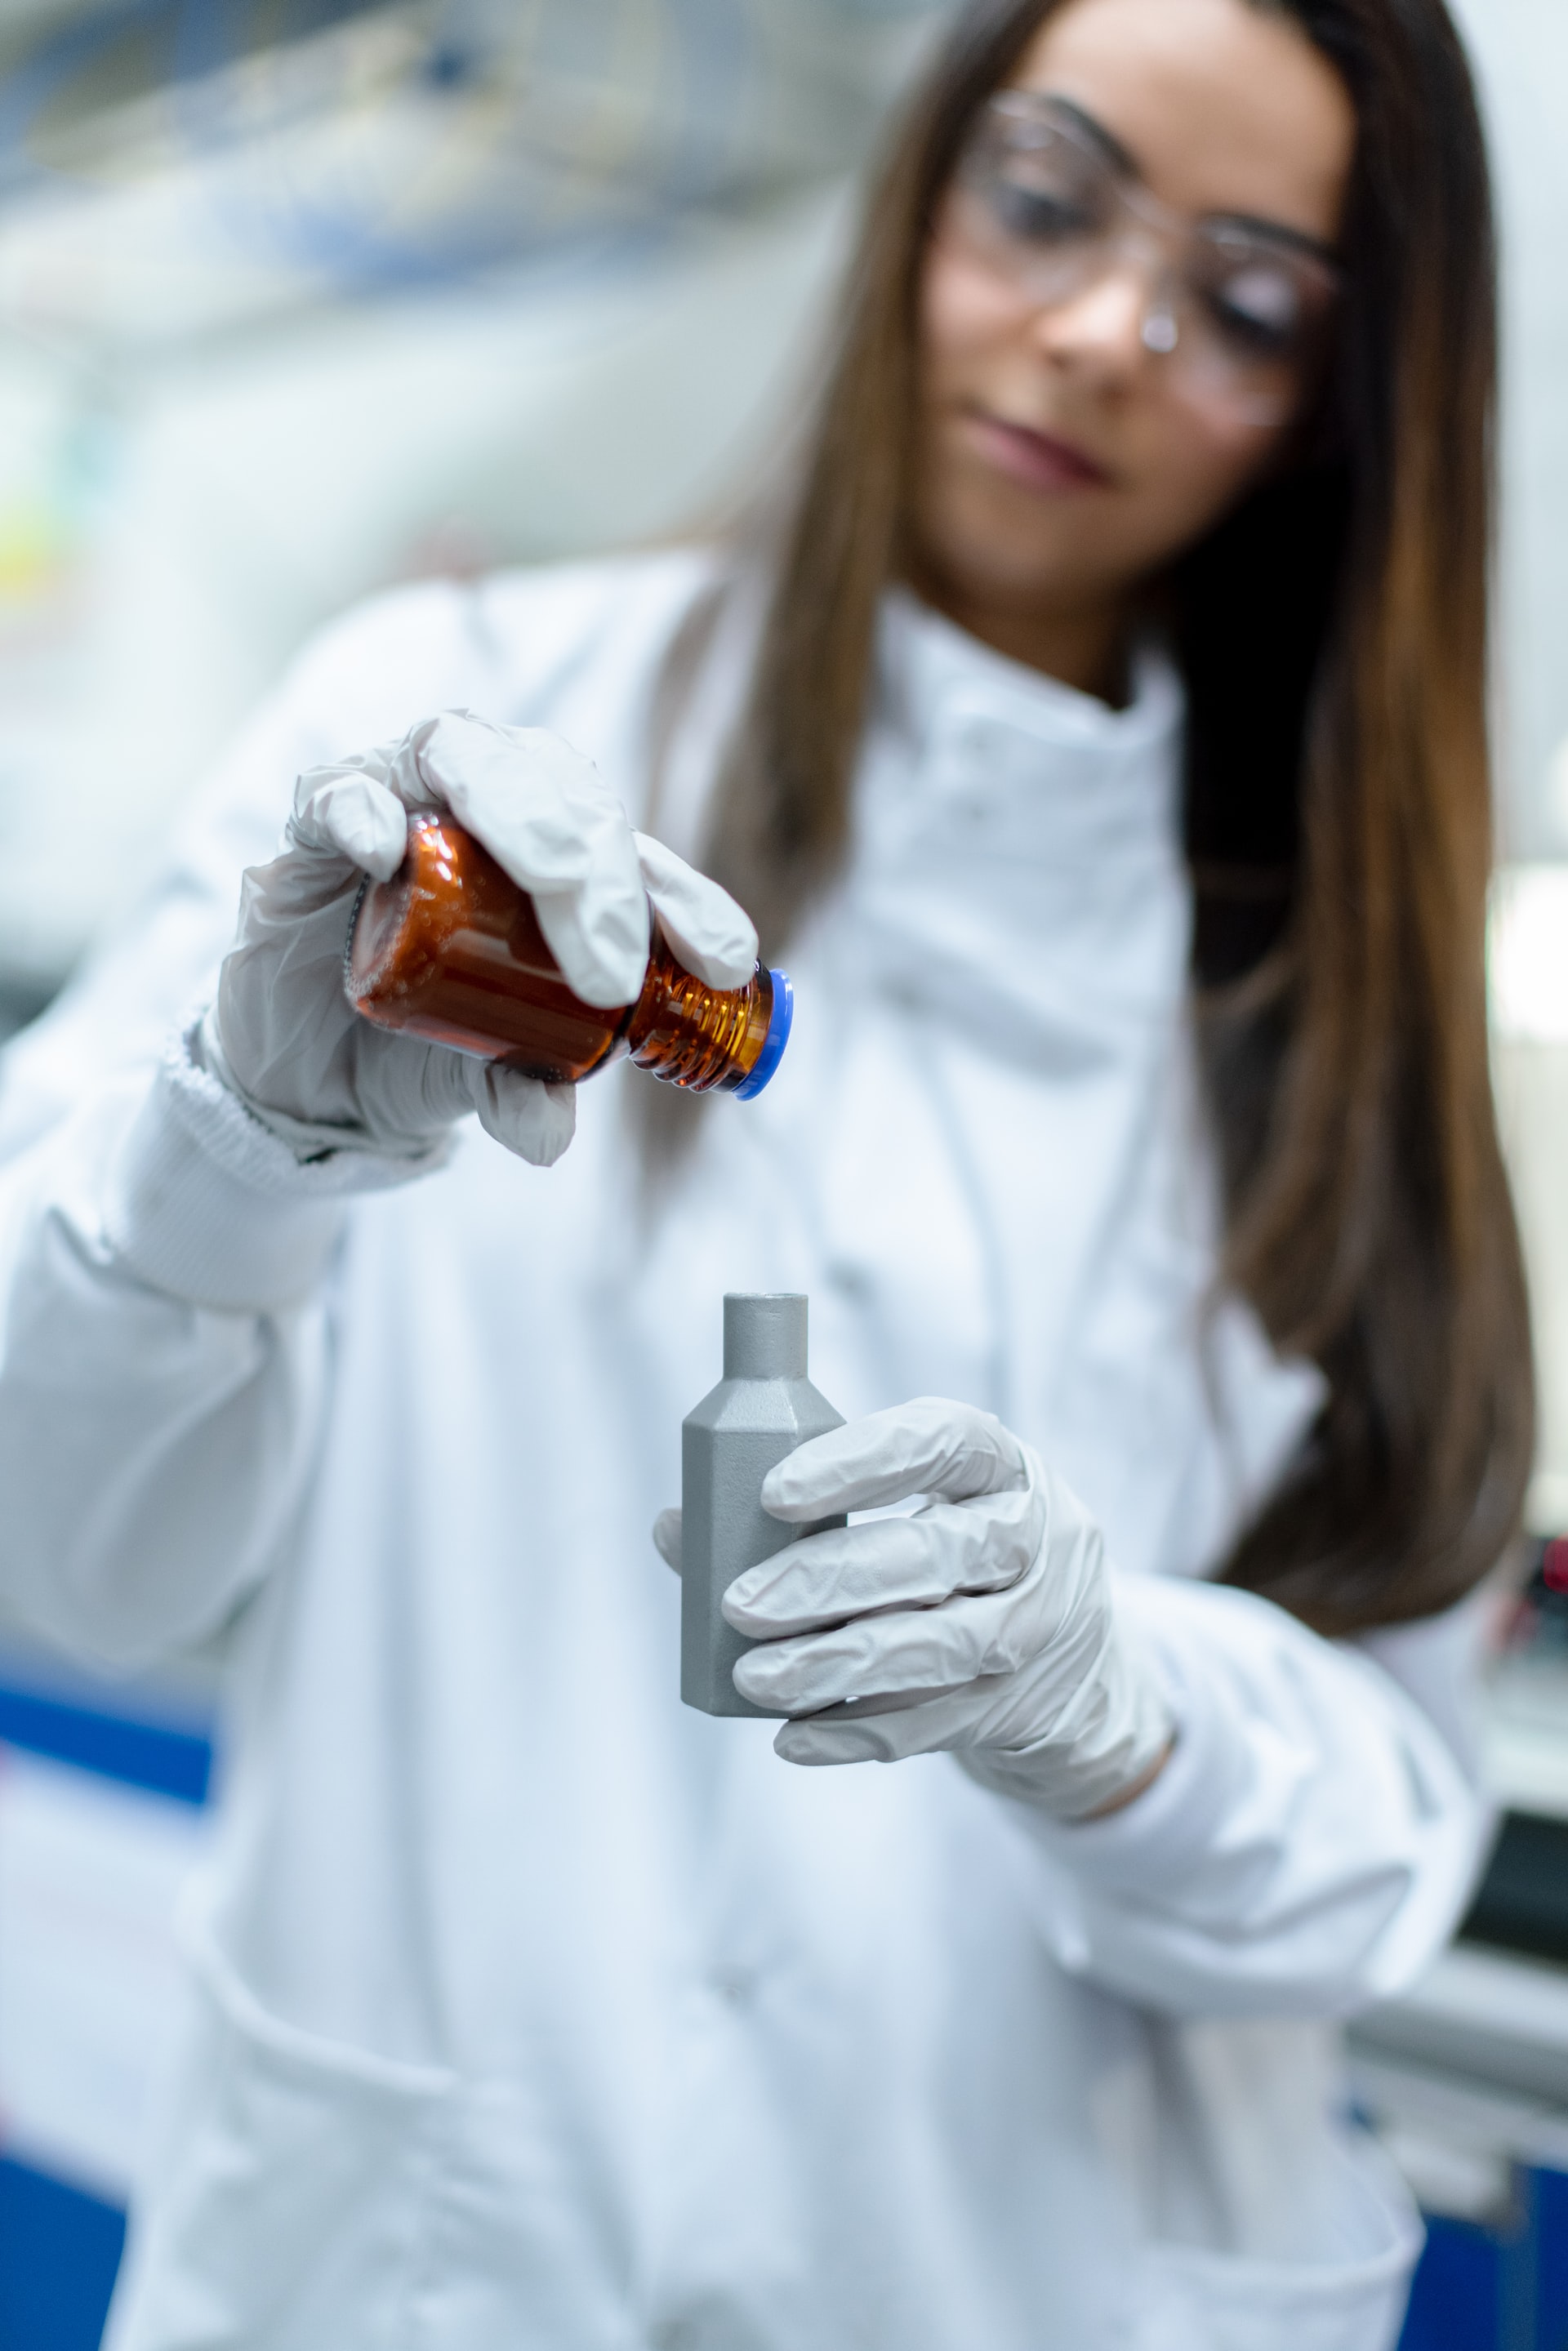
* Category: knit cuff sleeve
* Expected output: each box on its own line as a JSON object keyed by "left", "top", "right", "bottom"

{"left": 102, "top": 1019, "right": 448, "bottom": 1311}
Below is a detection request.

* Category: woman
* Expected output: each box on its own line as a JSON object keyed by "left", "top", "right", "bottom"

{"left": 0, "top": 0, "right": 1528, "bottom": 2344}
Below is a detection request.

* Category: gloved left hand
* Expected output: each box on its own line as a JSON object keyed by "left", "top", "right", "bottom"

{"left": 710, "top": 1397, "right": 1175, "bottom": 1820}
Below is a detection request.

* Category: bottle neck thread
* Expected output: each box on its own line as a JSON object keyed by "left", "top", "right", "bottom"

{"left": 627, "top": 938, "right": 774, "bottom": 1094}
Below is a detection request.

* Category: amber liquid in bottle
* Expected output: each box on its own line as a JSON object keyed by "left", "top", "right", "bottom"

{"left": 345, "top": 813, "right": 791, "bottom": 1097}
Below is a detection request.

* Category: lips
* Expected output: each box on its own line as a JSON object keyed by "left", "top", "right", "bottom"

{"left": 964, "top": 407, "right": 1112, "bottom": 492}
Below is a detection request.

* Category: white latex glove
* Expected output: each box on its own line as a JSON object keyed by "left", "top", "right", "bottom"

{"left": 664, "top": 1397, "right": 1175, "bottom": 1820}
{"left": 207, "top": 709, "right": 758, "bottom": 1167}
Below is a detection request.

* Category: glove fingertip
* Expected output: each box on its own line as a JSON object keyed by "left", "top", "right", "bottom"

{"left": 652, "top": 1507, "right": 683, "bottom": 1574}
{"left": 635, "top": 832, "right": 760, "bottom": 990}
{"left": 476, "top": 1072, "right": 577, "bottom": 1166}
{"left": 680, "top": 950, "right": 759, "bottom": 991}
{"left": 534, "top": 892, "right": 650, "bottom": 1012}
{"left": 359, "top": 833, "right": 410, "bottom": 884}
{"left": 318, "top": 777, "right": 409, "bottom": 879}
{"left": 773, "top": 1722, "right": 867, "bottom": 1768}
{"left": 720, "top": 1583, "right": 790, "bottom": 1636}
{"left": 759, "top": 1462, "right": 817, "bottom": 1516}
{"left": 409, "top": 707, "right": 478, "bottom": 788}
{"left": 532, "top": 1081, "right": 577, "bottom": 1168}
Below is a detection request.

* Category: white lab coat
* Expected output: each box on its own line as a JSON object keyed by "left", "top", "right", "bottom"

{"left": 0, "top": 552, "right": 1490, "bottom": 2350}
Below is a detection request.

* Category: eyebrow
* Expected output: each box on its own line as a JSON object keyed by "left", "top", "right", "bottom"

{"left": 1208, "top": 213, "right": 1340, "bottom": 266}
{"left": 1006, "top": 90, "right": 1341, "bottom": 267}
{"left": 1035, "top": 92, "right": 1138, "bottom": 177}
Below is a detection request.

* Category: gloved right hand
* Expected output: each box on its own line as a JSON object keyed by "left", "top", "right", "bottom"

{"left": 203, "top": 710, "right": 758, "bottom": 1168}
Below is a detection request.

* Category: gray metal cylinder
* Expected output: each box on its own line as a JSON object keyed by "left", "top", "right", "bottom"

{"left": 723, "top": 1292, "right": 808, "bottom": 1381}
{"left": 681, "top": 1291, "right": 844, "bottom": 1717}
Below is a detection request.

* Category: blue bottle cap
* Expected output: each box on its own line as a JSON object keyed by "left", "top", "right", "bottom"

{"left": 733, "top": 968, "right": 793, "bottom": 1100}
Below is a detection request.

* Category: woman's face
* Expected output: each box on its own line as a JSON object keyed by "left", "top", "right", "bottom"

{"left": 911, "top": 0, "right": 1356, "bottom": 680}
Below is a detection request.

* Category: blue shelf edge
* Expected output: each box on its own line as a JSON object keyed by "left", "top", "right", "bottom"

{"left": 0, "top": 2155, "right": 126, "bottom": 2351}
{"left": 0, "top": 1684, "right": 212, "bottom": 1806}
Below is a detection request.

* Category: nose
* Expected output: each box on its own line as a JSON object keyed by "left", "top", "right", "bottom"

{"left": 1032, "top": 256, "right": 1160, "bottom": 389}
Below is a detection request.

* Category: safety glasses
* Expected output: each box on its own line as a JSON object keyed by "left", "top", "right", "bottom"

{"left": 941, "top": 91, "right": 1342, "bottom": 429}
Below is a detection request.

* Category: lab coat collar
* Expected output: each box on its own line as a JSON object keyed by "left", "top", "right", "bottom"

{"left": 876, "top": 585, "right": 1184, "bottom": 805}
{"left": 834, "top": 591, "right": 1190, "bottom": 1047}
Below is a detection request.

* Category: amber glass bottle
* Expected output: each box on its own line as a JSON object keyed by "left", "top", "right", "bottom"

{"left": 345, "top": 813, "right": 792, "bottom": 1098}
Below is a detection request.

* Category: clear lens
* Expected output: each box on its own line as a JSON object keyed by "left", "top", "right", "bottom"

{"left": 1193, "top": 233, "right": 1330, "bottom": 360}
{"left": 949, "top": 109, "right": 1112, "bottom": 307}
{"left": 946, "top": 179, "right": 1102, "bottom": 310}
{"left": 967, "top": 109, "right": 1112, "bottom": 245}
{"left": 1183, "top": 233, "right": 1337, "bottom": 421}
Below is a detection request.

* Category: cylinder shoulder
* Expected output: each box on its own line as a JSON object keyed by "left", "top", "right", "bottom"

{"left": 682, "top": 1377, "right": 845, "bottom": 1440}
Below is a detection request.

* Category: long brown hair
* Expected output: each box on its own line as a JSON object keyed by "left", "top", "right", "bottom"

{"left": 686, "top": 0, "right": 1532, "bottom": 1635}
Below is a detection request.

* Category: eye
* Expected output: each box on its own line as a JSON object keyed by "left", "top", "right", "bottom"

{"left": 987, "top": 176, "right": 1098, "bottom": 245}
{"left": 1205, "top": 262, "right": 1305, "bottom": 359}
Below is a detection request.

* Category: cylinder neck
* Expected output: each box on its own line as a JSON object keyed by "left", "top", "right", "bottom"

{"left": 724, "top": 1293, "right": 808, "bottom": 1380}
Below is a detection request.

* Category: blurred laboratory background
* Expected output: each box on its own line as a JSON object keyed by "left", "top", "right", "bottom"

{"left": 2, "top": 2, "right": 1568, "bottom": 2345}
